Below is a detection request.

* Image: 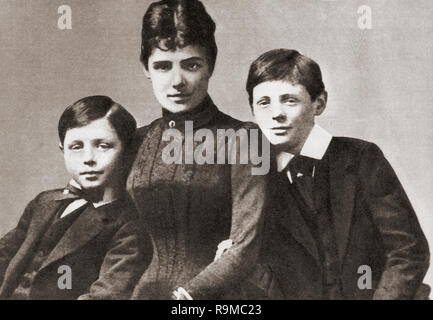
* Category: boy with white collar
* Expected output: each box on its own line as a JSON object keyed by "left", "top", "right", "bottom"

{"left": 247, "top": 49, "right": 429, "bottom": 299}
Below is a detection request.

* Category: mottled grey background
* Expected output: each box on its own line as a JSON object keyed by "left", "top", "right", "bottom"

{"left": 1, "top": 0, "right": 432, "bottom": 289}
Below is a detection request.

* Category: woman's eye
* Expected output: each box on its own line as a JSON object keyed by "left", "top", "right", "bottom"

{"left": 153, "top": 62, "right": 171, "bottom": 71}
{"left": 185, "top": 62, "right": 201, "bottom": 72}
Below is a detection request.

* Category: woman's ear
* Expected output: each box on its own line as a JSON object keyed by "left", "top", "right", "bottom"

{"left": 143, "top": 67, "right": 151, "bottom": 80}
{"left": 59, "top": 143, "right": 64, "bottom": 152}
{"left": 313, "top": 91, "right": 328, "bottom": 116}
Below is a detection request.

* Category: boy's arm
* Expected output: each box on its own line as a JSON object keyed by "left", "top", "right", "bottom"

{"left": 359, "top": 143, "right": 430, "bottom": 299}
{"left": 0, "top": 198, "right": 36, "bottom": 285}
{"left": 77, "top": 220, "right": 151, "bottom": 300}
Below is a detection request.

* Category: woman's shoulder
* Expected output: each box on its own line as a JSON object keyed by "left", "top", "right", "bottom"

{"left": 212, "top": 108, "right": 259, "bottom": 131}
{"left": 136, "top": 117, "right": 164, "bottom": 138}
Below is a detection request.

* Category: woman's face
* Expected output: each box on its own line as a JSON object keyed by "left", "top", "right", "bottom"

{"left": 145, "top": 44, "right": 212, "bottom": 113}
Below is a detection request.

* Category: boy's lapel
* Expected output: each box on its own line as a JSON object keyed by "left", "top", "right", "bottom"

{"left": 327, "top": 140, "right": 357, "bottom": 264}
{"left": 269, "top": 172, "right": 320, "bottom": 263}
{"left": 26, "top": 200, "right": 63, "bottom": 245}
{"left": 39, "top": 204, "right": 114, "bottom": 271}
{"left": 285, "top": 197, "right": 320, "bottom": 262}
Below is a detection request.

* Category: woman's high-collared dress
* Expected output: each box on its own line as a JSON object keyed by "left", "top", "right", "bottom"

{"left": 127, "top": 96, "right": 267, "bottom": 299}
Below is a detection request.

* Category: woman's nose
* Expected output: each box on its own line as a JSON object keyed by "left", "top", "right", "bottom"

{"left": 171, "top": 68, "right": 186, "bottom": 89}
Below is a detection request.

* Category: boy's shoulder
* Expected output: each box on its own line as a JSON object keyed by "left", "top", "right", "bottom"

{"left": 29, "top": 190, "right": 139, "bottom": 226}
{"left": 30, "top": 188, "right": 68, "bottom": 205}
{"left": 331, "top": 136, "right": 381, "bottom": 155}
{"left": 329, "top": 136, "right": 389, "bottom": 172}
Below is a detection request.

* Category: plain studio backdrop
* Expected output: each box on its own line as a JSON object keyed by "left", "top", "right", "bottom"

{"left": 1, "top": 0, "right": 432, "bottom": 291}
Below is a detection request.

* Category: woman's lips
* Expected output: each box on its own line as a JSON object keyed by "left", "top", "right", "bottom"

{"left": 167, "top": 93, "right": 191, "bottom": 102}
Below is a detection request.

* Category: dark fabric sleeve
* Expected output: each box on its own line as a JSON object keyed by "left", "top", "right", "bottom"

{"left": 182, "top": 128, "right": 268, "bottom": 299}
{"left": 78, "top": 220, "right": 152, "bottom": 300}
{"left": 359, "top": 143, "right": 430, "bottom": 299}
{"left": 0, "top": 198, "right": 36, "bottom": 285}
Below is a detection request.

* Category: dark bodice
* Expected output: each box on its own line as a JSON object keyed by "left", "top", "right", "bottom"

{"left": 127, "top": 97, "right": 266, "bottom": 299}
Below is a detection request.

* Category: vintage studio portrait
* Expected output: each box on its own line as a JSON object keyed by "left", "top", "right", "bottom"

{"left": 0, "top": 0, "right": 432, "bottom": 301}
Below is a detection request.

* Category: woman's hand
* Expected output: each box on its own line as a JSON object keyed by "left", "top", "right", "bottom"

{"left": 172, "top": 287, "right": 194, "bottom": 300}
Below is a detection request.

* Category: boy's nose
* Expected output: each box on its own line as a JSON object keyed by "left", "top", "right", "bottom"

{"left": 83, "top": 147, "right": 96, "bottom": 166}
{"left": 271, "top": 103, "right": 286, "bottom": 121}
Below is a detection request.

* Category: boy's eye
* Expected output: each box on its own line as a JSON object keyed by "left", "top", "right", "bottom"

{"left": 281, "top": 96, "right": 298, "bottom": 105}
{"left": 153, "top": 61, "right": 172, "bottom": 71}
{"left": 69, "top": 143, "right": 83, "bottom": 150}
{"left": 256, "top": 99, "right": 270, "bottom": 108}
{"left": 97, "top": 143, "right": 112, "bottom": 150}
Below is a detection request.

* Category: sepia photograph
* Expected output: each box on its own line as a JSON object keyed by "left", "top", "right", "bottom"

{"left": 0, "top": 0, "right": 432, "bottom": 307}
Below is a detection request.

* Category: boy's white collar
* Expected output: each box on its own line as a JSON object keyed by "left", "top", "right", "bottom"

{"left": 276, "top": 124, "right": 333, "bottom": 172}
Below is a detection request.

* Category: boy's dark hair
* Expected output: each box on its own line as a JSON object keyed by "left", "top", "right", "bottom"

{"left": 58, "top": 95, "right": 137, "bottom": 150}
{"left": 140, "top": 0, "right": 217, "bottom": 74}
{"left": 246, "top": 49, "right": 325, "bottom": 107}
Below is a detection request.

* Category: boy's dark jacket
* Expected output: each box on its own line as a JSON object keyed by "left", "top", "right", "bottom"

{"left": 251, "top": 137, "right": 430, "bottom": 300}
{"left": 0, "top": 188, "right": 149, "bottom": 300}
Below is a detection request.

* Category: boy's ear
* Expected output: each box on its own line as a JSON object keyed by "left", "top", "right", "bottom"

{"left": 59, "top": 143, "right": 64, "bottom": 152}
{"left": 313, "top": 91, "right": 327, "bottom": 116}
{"left": 143, "top": 67, "right": 151, "bottom": 79}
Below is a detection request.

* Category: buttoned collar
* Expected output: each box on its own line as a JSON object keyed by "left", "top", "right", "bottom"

{"left": 276, "top": 124, "right": 333, "bottom": 173}
{"left": 161, "top": 95, "right": 219, "bottom": 130}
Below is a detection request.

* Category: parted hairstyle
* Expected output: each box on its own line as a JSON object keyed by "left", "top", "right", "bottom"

{"left": 58, "top": 95, "right": 137, "bottom": 151}
{"left": 246, "top": 49, "right": 326, "bottom": 107}
{"left": 140, "top": 0, "right": 217, "bottom": 74}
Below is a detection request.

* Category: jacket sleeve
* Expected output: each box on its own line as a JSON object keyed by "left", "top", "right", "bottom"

{"left": 182, "top": 127, "right": 268, "bottom": 299}
{"left": 0, "top": 198, "right": 36, "bottom": 285}
{"left": 78, "top": 220, "right": 152, "bottom": 300}
{"left": 359, "top": 143, "right": 430, "bottom": 299}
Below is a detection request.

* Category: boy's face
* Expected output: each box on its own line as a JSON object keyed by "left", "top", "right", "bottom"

{"left": 252, "top": 80, "right": 326, "bottom": 154}
{"left": 61, "top": 118, "right": 124, "bottom": 191}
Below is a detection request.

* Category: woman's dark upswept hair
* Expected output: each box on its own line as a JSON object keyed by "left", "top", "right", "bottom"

{"left": 140, "top": 0, "right": 217, "bottom": 73}
{"left": 246, "top": 49, "right": 325, "bottom": 107}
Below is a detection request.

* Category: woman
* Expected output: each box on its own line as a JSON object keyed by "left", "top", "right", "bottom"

{"left": 127, "top": 0, "right": 267, "bottom": 300}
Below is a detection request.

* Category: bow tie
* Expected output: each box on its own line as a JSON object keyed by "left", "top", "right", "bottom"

{"left": 62, "top": 183, "right": 103, "bottom": 203}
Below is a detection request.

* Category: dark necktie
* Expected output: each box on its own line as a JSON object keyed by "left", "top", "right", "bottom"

{"left": 287, "top": 155, "right": 317, "bottom": 212}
